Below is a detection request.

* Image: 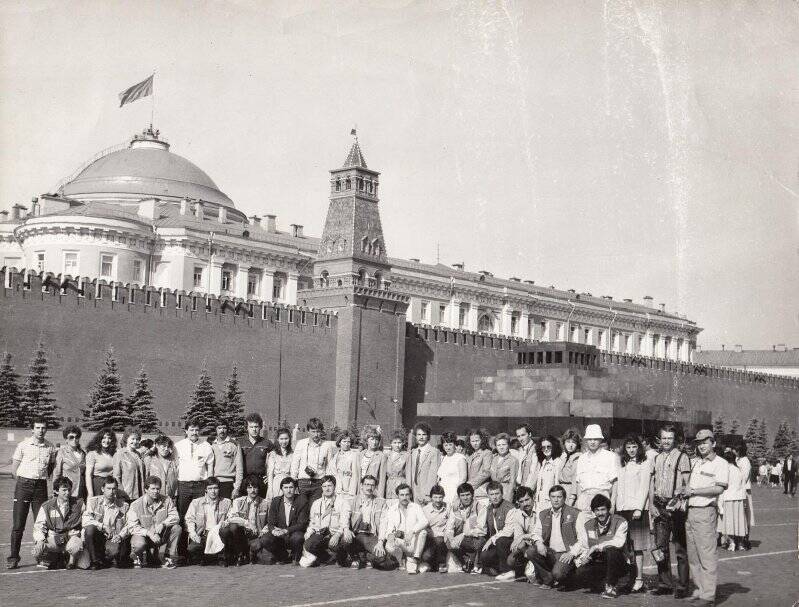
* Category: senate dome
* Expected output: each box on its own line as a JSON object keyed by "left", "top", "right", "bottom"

{"left": 59, "top": 127, "right": 237, "bottom": 214}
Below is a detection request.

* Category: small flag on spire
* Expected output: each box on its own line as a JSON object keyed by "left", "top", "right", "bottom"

{"left": 350, "top": 128, "right": 357, "bottom": 136}
{"left": 119, "top": 74, "right": 154, "bottom": 108}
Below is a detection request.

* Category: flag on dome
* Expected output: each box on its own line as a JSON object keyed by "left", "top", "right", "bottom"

{"left": 118, "top": 74, "right": 154, "bottom": 107}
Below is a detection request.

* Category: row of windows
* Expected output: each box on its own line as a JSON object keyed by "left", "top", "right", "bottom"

{"left": 334, "top": 176, "right": 377, "bottom": 194}
{"left": 205, "top": 266, "right": 287, "bottom": 300}
{"left": 34, "top": 251, "right": 142, "bottom": 282}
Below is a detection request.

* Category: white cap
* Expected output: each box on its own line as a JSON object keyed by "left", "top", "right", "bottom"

{"left": 584, "top": 424, "right": 604, "bottom": 440}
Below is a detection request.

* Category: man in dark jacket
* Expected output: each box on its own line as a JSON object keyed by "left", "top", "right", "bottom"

{"left": 529, "top": 484, "right": 580, "bottom": 589}
{"left": 479, "top": 481, "right": 516, "bottom": 578}
{"left": 238, "top": 414, "right": 274, "bottom": 498}
{"left": 253, "top": 477, "right": 308, "bottom": 564}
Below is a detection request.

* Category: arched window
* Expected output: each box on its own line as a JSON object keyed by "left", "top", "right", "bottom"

{"left": 374, "top": 272, "right": 382, "bottom": 289}
{"left": 320, "top": 271, "right": 329, "bottom": 287}
{"left": 357, "top": 268, "right": 367, "bottom": 286}
{"left": 371, "top": 239, "right": 381, "bottom": 256}
{"left": 361, "top": 236, "right": 369, "bottom": 253}
{"left": 335, "top": 179, "right": 341, "bottom": 192}
{"left": 477, "top": 313, "right": 494, "bottom": 333}
{"left": 345, "top": 177, "right": 351, "bottom": 190}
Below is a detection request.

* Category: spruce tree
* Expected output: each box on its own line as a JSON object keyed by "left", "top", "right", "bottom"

{"left": 218, "top": 365, "right": 245, "bottom": 436}
{"left": 0, "top": 352, "right": 22, "bottom": 427}
{"left": 21, "top": 341, "right": 59, "bottom": 428}
{"left": 728, "top": 419, "right": 740, "bottom": 436}
{"left": 184, "top": 366, "right": 219, "bottom": 435}
{"left": 756, "top": 419, "right": 769, "bottom": 459}
{"left": 742, "top": 417, "right": 760, "bottom": 456}
{"left": 83, "top": 349, "right": 130, "bottom": 431}
{"left": 711, "top": 416, "right": 725, "bottom": 437}
{"left": 127, "top": 366, "right": 159, "bottom": 433}
{"left": 772, "top": 421, "right": 794, "bottom": 459}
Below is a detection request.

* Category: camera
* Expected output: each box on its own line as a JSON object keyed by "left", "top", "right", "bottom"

{"left": 356, "top": 522, "right": 371, "bottom": 534}
{"left": 305, "top": 466, "right": 317, "bottom": 478}
{"left": 394, "top": 530, "right": 405, "bottom": 540}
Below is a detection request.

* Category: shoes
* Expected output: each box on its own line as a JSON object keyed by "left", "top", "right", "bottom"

{"left": 674, "top": 589, "right": 690, "bottom": 599}
{"left": 88, "top": 562, "right": 104, "bottom": 571}
{"left": 6, "top": 558, "right": 19, "bottom": 570}
{"left": 438, "top": 565, "right": 448, "bottom": 573}
{"left": 350, "top": 560, "right": 362, "bottom": 569}
{"left": 495, "top": 571, "right": 516, "bottom": 581}
{"left": 161, "top": 558, "right": 177, "bottom": 569}
{"left": 36, "top": 562, "right": 49, "bottom": 569}
{"left": 66, "top": 561, "right": 76, "bottom": 570}
{"left": 631, "top": 579, "right": 645, "bottom": 593}
{"left": 649, "top": 586, "right": 673, "bottom": 596}
{"left": 726, "top": 542, "right": 736, "bottom": 552}
{"left": 539, "top": 583, "right": 553, "bottom": 590}
{"left": 470, "top": 566, "right": 482, "bottom": 575}
{"left": 600, "top": 585, "right": 618, "bottom": 599}
{"left": 418, "top": 563, "right": 430, "bottom": 573}
{"left": 406, "top": 558, "right": 418, "bottom": 574}
{"left": 132, "top": 555, "right": 144, "bottom": 569}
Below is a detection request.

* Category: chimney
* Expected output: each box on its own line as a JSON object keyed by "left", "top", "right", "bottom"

{"left": 290, "top": 224, "right": 303, "bottom": 238}
{"left": 409, "top": 258, "right": 420, "bottom": 263}
{"left": 0, "top": 210, "right": 8, "bottom": 220}
{"left": 523, "top": 279, "right": 535, "bottom": 285}
{"left": 194, "top": 201, "right": 204, "bottom": 221}
{"left": 643, "top": 295, "right": 653, "bottom": 308}
{"left": 265, "top": 214, "right": 276, "bottom": 233}
{"left": 602, "top": 295, "right": 613, "bottom": 300}
{"left": 734, "top": 344, "right": 742, "bottom": 353}
{"left": 30, "top": 197, "right": 39, "bottom": 216}
{"left": 218, "top": 207, "right": 227, "bottom": 223}
{"left": 249, "top": 215, "right": 261, "bottom": 227}
{"left": 452, "top": 263, "right": 464, "bottom": 271}
{"left": 478, "top": 270, "right": 493, "bottom": 277}
{"left": 658, "top": 303, "right": 665, "bottom": 313}
{"left": 776, "top": 343, "right": 787, "bottom": 352}
{"left": 721, "top": 344, "right": 725, "bottom": 351}
{"left": 623, "top": 298, "right": 632, "bottom": 303}
{"left": 11, "top": 204, "right": 27, "bottom": 220}
{"left": 509, "top": 277, "right": 521, "bottom": 282}
{"left": 179, "top": 198, "right": 189, "bottom": 215}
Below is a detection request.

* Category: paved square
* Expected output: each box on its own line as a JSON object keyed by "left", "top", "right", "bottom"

{"left": 0, "top": 478, "right": 795, "bottom": 606}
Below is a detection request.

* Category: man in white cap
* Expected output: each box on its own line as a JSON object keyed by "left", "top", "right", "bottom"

{"left": 574, "top": 425, "right": 618, "bottom": 513}
{"left": 684, "top": 429, "right": 728, "bottom": 607}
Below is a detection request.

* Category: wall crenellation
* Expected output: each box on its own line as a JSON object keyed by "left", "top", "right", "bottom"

{"left": 1, "top": 267, "right": 337, "bottom": 333}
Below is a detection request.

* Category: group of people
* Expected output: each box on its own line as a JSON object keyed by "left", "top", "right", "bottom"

{"left": 757, "top": 456, "right": 796, "bottom": 494}
{"left": 8, "top": 414, "right": 754, "bottom": 606}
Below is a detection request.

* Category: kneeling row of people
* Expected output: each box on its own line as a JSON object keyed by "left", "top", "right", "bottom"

{"left": 35, "top": 473, "right": 633, "bottom": 596}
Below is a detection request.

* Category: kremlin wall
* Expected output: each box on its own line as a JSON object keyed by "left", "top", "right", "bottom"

{"left": 0, "top": 128, "right": 796, "bottom": 438}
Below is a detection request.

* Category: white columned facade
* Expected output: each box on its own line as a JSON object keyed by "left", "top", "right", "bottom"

{"left": 261, "top": 269, "right": 275, "bottom": 302}
{"left": 468, "top": 301, "right": 479, "bottom": 331}
{"left": 235, "top": 265, "right": 249, "bottom": 299}
{"left": 208, "top": 260, "right": 224, "bottom": 294}
{"left": 285, "top": 272, "right": 299, "bottom": 304}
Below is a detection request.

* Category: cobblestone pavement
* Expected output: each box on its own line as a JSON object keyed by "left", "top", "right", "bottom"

{"left": 0, "top": 478, "right": 795, "bottom": 607}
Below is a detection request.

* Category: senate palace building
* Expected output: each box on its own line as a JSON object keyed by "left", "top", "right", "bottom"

{"left": 0, "top": 126, "right": 700, "bottom": 363}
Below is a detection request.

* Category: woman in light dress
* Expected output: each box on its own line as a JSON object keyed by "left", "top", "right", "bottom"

{"left": 265, "top": 427, "right": 294, "bottom": 501}
{"left": 359, "top": 428, "right": 387, "bottom": 497}
{"left": 615, "top": 435, "right": 651, "bottom": 593}
{"left": 437, "top": 431, "right": 468, "bottom": 506}
{"left": 534, "top": 435, "right": 564, "bottom": 513}
{"left": 327, "top": 430, "right": 361, "bottom": 505}
{"left": 718, "top": 450, "right": 749, "bottom": 551}
{"left": 557, "top": 428, "right": 582, "bottom": 507}
{"left": 489, "top": 433, "right": 519, "bottom": 503}
{"left": 85, "top": 428, "right": 117, "bottom": 498}
{"left": 385, "top": 430, "right": 409, "bottom": 502}
{"left": 54, "top": 425, "right": 86, "bottom": 499}
{"left": 112, "top": 426, "right": 146, "bottom": 502}
{"left": 466, "top": 428, "right": 493, "bottom": 505}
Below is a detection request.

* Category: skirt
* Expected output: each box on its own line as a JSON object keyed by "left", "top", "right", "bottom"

{"left": 619, "top": 510, "right": 651, "bottom": 551}
{"left": 718, "top": 500, "right": 748, "bottom": 536}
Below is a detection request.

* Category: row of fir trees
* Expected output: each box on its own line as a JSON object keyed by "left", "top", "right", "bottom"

{"left": 0, "top": 343, "right": 59, "bottom": 428}
{"left": 0, "top": 343, "right": 247, "bottom": 435}
{"left": 712, "top": 414, "right": 799, "bottom": 460}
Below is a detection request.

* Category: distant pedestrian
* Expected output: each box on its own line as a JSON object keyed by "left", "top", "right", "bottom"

{"left": 783, "top": 454, "right": 796, "bottom": 496}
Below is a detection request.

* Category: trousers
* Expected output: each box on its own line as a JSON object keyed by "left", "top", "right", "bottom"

{"left": 686, "top": 506, "right": 719, "bottom": 602}
{"left": 528, "top": 548, "right": 576, "bottom": 585}
{"left": 480, "top": 536, "right": 513, "bottom": 573}
{"left": 653, "top": 510, "right": 689, "bottom": 591}
{"left": 9, "top": 477, "right": 48, "bottom": 561}
{"left": 575, "top": 546, "right": 629, "bottom": 588}
{"left": 83, "top": 525, "right": 129, "bottom": 564}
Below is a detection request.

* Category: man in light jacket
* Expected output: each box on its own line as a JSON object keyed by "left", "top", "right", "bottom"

{"left": 406, "top": 423, "right": 442, "bottom": 505}
{"left": 185, "top": 476, "right": 233, "bottom": 566}
{"left": 126, "top": 475, "right": 181, "bottom": 569}
{"left": 374, "top": 483, "right": 429, "bottom": 573}
{"left": 82, "top": 476, "right": 130, "bottom": 569}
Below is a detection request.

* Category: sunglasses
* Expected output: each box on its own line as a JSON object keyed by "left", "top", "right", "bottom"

{"left": 541, "top": 444, "right": 552, "bottom": 449}
{"left": 67, "top": 435, "right": 78, "bottom": 440}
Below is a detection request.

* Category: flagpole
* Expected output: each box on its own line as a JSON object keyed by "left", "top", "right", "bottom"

{"left": 150, "top": 70, "right": 156, "bottom": 129}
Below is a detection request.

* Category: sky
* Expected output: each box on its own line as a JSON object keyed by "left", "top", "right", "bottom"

{"left": 1, "top": 0, "right": 797, "bottom": 349}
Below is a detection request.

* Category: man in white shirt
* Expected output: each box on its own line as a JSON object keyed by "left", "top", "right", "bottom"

{"left": 82, "top": 476, "right": 130, "bottom": 569}
{"left": 684, "top": 429, "right": 729, "bottom": 607}
{"left": 174, "top": 418, "right": 214, "bottom": 560}
{"left": 299, "top": 475, "right": 350, "bottom": 567}
{"left": 513, "top": 423, "right": 539, "bottom": 489}
{"left": 574, "top": 424, "right": 618, "bottom": 512}
{"left": 374, "top": 483, "right": 429, "bottom": 573}
{"left": 341, "top": 475, "right": 386, "bottom": 568}
{"left": 291, "top": 418, "right": 336, "bottom": 502}
{"left": 7, "top": 418, "right": 56, "bottom": 569}
{"left": 184, "top": 476, "right": 233, "bottom": 566}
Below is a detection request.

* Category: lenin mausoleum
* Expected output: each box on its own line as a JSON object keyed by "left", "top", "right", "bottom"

{"left": 1, "top": 127, "right": 796, "bottom": 437}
